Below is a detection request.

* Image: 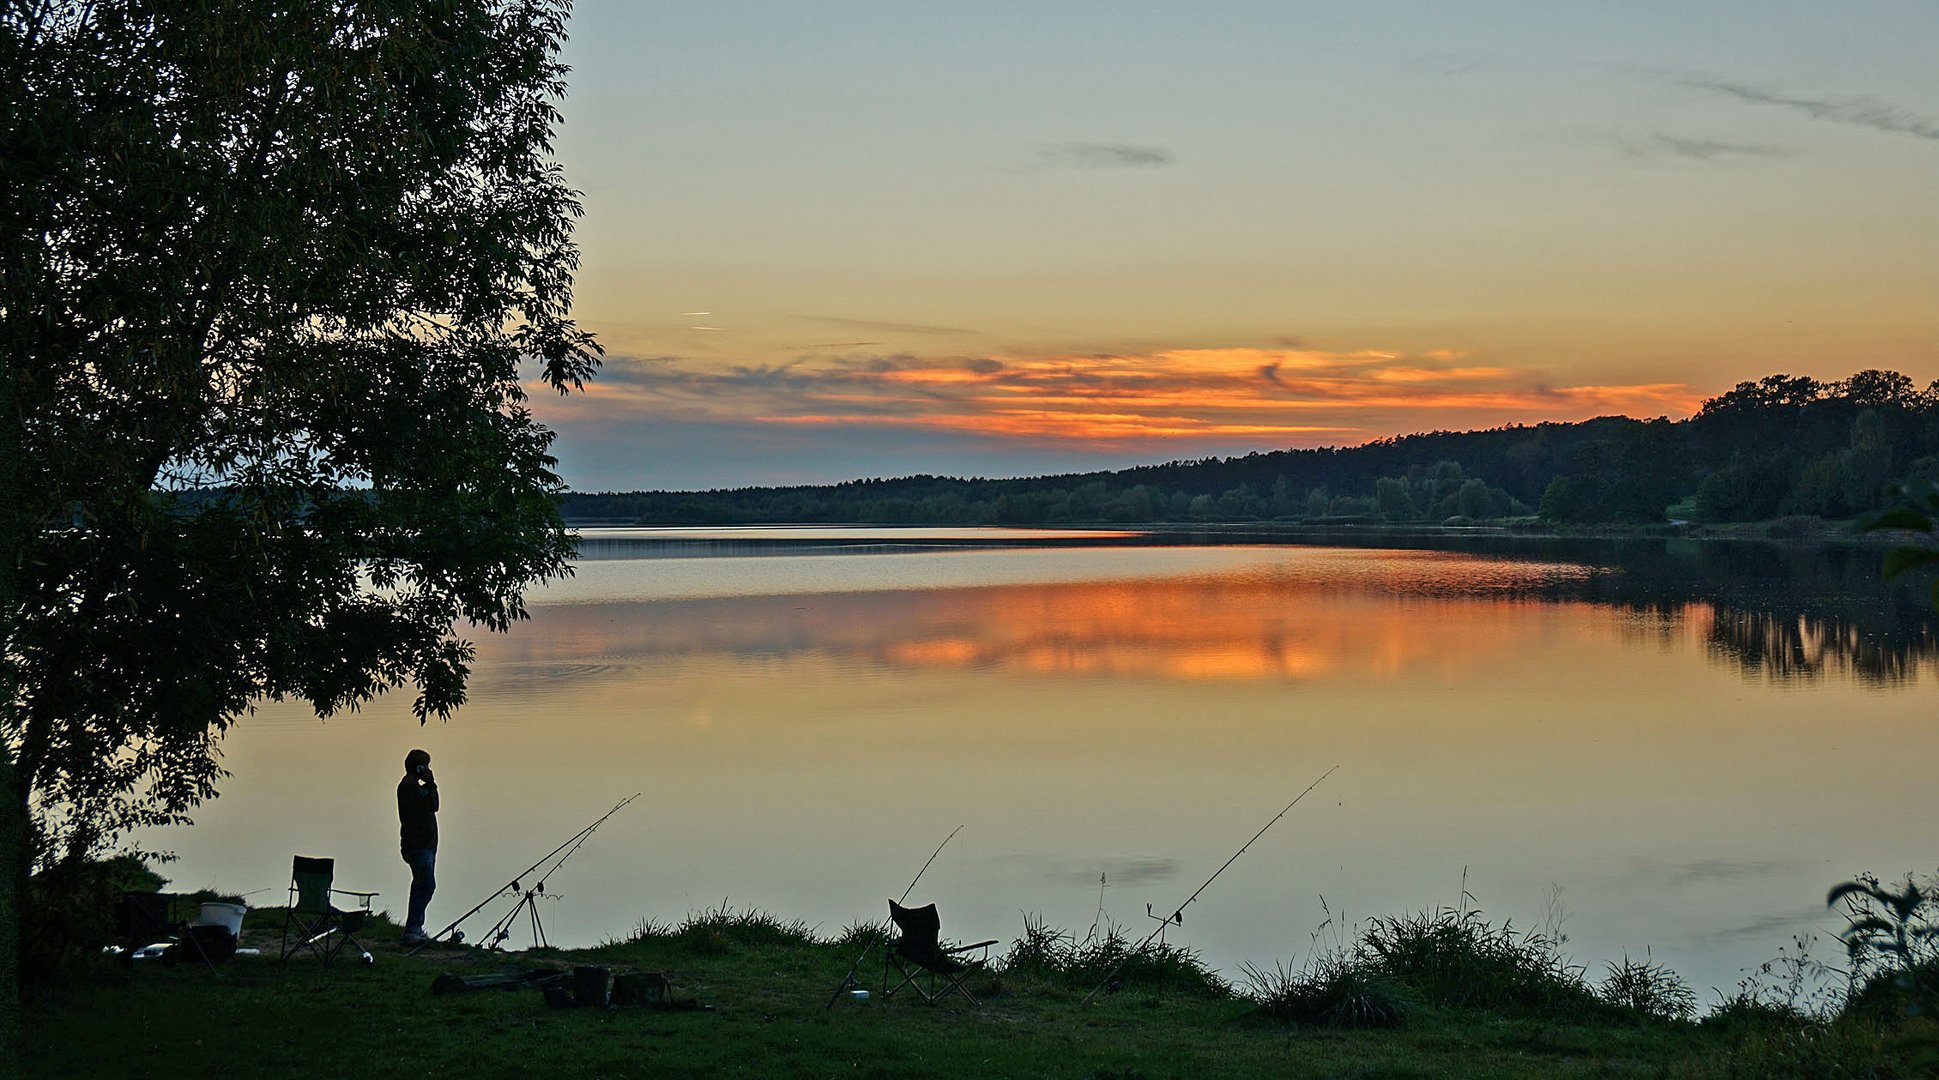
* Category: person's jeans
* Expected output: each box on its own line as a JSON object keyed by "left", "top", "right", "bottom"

{"left": 402, "top": 848, "right": 437, "bottom": 936}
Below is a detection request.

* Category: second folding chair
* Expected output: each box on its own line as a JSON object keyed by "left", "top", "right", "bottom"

{"left": 881, "top": 899, "right": 998, "bottom": 1005}
{"left": 280, "top": 855, "right": 378, "bottom": 964}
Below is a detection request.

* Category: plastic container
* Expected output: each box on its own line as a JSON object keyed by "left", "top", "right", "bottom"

{"left": 848, "top": 989, "right": 870, "bottom": 1002}
{"left": 196, "top": 902, "right": 246, "bottom": 937}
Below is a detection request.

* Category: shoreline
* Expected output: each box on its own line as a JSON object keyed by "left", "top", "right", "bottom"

{"left": 565, "top": 516, "right": 1900, "bottom": 549}
{"left": 26, "top": 900, "right": 1932, "bottom": 1077}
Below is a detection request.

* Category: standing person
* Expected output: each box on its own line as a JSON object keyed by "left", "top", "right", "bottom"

{"left": 397, "top": 749, "right": 439, "bottom": 946}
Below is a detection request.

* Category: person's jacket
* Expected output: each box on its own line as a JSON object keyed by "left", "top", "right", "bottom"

{"left": 398, "top": 774, "right": 439, "bottom": 852}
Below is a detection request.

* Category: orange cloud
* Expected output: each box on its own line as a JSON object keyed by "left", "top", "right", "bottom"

{"left": 532, "top": 345, "right": 1705, "bottom": 451}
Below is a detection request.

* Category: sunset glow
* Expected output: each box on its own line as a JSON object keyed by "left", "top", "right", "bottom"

{"left": 535, "top": 346, "right": 1708, "bottom": 457}
{"left": 541, "top": 5, "right": 1937, "bottom": 489}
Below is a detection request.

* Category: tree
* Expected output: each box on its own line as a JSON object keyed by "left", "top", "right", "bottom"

{"left": 1698, "top": 373, "right": 1825, "bottom": 417}
{"left": 1304, "top": 485, "right": 1330, "bottom": 519}
{"left": 0, "top": 0, "right": 600, "bottom": 989}
{"left": 1538, "top": 475, "right": 1595, "bottom": 523}
{"left": 1375, "top": 476, "right": 1415, "bottom": 521}
{"left": 1455, "top": 478, "right": 1493, "bottom": 519}
{"left": 1837, "top": 370, "right": 1920, "bottom": 411}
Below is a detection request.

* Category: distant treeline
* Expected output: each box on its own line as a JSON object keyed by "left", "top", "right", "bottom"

{"left": 564, "top": 370, "right": 1939, "bottom": 526}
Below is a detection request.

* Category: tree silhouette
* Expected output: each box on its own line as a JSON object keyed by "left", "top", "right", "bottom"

{"left": 1, "top": 0, "right": 599, "bottom": 996}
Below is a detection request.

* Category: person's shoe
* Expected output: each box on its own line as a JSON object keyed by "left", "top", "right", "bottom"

{"left": 399, "top": 931, "right": 428, "bottom": 947}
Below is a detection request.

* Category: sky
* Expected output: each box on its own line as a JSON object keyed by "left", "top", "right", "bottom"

{"left": 534, "top": 1, "right": 1938, "bottom": 491}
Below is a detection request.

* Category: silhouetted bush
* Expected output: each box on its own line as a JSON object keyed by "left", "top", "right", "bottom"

{"left": 1000, "top": 913, "right": 1229, "bottom": 998}
{"left": 1358, "top": 906, "right": 1597, "bottom": 1014}
{"left": 1596, "top": 953, "right": 1697, "bottom": 1021}
{"left": 1242, "top": 956, "right": 1417, "bottom": 1028}
{"left": 23, "top": 854, "right": 167, "bottom": 983}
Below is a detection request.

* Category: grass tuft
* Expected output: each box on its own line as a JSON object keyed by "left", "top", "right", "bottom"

{"left": 1242, "top": 957, "right": 1417, "bottom": 1028}
{"left": 833, "top": 917, "right": 889, "bottom": 952}
{"left": 1595, "top": 953, "right": 1697, "bottom": 1022}
{"left": 1359, "top": 906, "right": 1596, "bottom": 1015}
{"left": 999, "top": 913, "right": 1230, "bottom": 998}
{"left": 615, "top": 900, "right": 817, "bottom": 955}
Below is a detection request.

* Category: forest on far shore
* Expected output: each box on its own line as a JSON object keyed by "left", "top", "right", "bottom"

{"left": 563, "top": 370, "right": 1939, "bottom": 527}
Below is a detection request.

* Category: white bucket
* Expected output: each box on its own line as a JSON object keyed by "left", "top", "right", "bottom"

{"left": 196, "top": 902, "right": 246, "bottom": 937}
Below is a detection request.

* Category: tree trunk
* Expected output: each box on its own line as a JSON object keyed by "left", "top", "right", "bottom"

{"left": 0, "top": 745, "right": 19, "bottom": 1068}
{"left": 1, "top": 351, "right": 23, "bottom": 1068}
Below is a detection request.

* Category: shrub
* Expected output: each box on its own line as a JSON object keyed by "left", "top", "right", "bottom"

{"left": 1704, "top": 933, "right": 1842, "bottom": 1033}
{"left": 1829, "top": 871, "right": 1939, "bottom": 1021}
{"left": 999, "top": 913, "right": 1229, "bottom": 998}
{"left": 621, "top": 901, "right": 816, "bottom": 955}
{"left": 24, "top": 854, "right": 168, "bottom": 982}
{"left": 1242, "top": 956, "right": 1416, "bottom": 1028}
{"left": 834, "top": 918, "right": 889, "bottom": 953}
{"left": 1596, "top": 953, "right": 1697, "bottom": 1021}
{"left": 1358, "top": 906, "right": 1596, "bottom": 1014}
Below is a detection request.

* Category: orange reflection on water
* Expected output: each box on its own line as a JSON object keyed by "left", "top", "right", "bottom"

{"left": 501, "top": 554, "right": 1590, "bottom": 689}
{"left": 480, "top": 544, "right": 1939, "bottom": 705}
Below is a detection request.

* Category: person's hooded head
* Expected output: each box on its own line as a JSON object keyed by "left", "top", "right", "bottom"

{"left": 405, "top": 749, "right": 431, "bottom": 775}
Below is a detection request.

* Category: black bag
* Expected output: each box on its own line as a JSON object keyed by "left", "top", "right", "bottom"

{"left": 165, "top": 923, "right": 236, "bottom": 965}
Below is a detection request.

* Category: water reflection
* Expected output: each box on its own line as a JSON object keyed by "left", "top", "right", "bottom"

{"left": 1700, "top": 606, "right": 1928, "bottom": 685}
{"left": 494, "top": 580, "right": 1551, "bottom": 690}
{"left": 505, "top": 537, "right": 1939, "bottom": 692}
{"left": 573, "top": 526, "right": 1138, "bottom": 561}
{"left": 1532, "top": 539, "right": 1939, "bottom": 686}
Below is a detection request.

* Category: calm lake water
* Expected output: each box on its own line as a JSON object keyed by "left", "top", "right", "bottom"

{"left": 152, "top": 527, "right": 1939, "bottom": 999}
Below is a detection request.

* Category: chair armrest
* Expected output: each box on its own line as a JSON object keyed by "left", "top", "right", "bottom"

{"left": 945, "top": 939, "right": 1001, "bottom": 954}
{"left": 331, "top": 889, "right": 379, "bottom": 908}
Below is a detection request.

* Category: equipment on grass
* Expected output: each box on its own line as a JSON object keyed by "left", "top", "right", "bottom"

{"left": 880, "top": 899, "right": 998, "bottom": 1006}
{"left": 825, "top": 825, "right": 964, "bottom": 1008}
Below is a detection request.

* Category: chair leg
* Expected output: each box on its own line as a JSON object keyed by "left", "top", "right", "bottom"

{"left": 881, "top": 955, "right": 930, "bottom": 1003}
{"left": 284, "top": 915, "right": 337, "bottom": 962}
{"left": 940, "top": 969, "right": 979, "bottom": 1006}
{"left": 884, "top": 959, "right": 980, "bottom": 1006}
{"left": 317, "top": 916, "right": 345, "bottom": 963}
{"left": 337, "top": 926, "right": 372, "bottom": 964}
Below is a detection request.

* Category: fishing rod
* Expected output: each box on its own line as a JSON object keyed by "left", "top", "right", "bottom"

{"left": 1081, "top": 764, "right": 1338, "bottom": 1005}
{"left": 471, "top": 796, "right": 633, "bottom": 951}
{"left": 825, "top": 824, "right": 963, "bottom": 1009}
{"left": 900, "top": 824, "right": 963, "bottom": 904}
{"left": 412, "top": 792, "right": 641, "bottom": 954}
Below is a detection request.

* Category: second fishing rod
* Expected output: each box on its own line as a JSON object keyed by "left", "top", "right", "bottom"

{"left": 411, "top": 792, "right": 641, "bottom": 954}
{"left": 1082, "top": 764, "right": 1338, "bottom": 1004}
{"left": 824, "top": 824, "right": 963, "bottom": 1008}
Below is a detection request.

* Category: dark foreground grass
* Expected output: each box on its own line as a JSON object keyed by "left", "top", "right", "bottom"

{"left": 23, "top": 906, "right": 1939, "bottom": 1079}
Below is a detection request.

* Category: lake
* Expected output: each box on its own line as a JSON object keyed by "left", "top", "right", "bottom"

{"left": 151, "top": 527, "right": 1939, "bottom": 1000}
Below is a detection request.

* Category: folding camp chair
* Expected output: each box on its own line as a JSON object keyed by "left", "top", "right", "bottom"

{"left": 280, "top": 856, "right": 378, "bottom": 964}
{"left": 881, "top": 899, "right": 998, "bottom": 1005}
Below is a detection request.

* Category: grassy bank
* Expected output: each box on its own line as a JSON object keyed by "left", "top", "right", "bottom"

{"left": 25, "top": 904, "right": 1938, "bottom": 1078}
